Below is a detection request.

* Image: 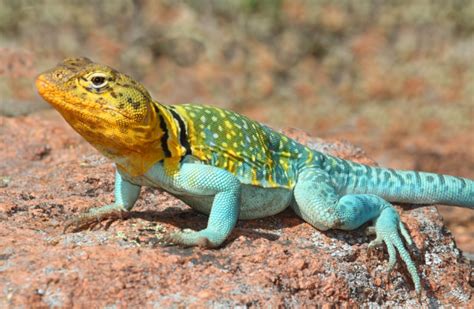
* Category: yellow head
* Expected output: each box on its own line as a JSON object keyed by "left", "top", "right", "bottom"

{"left": 36, "top": 57, "right": 172, "bottom": 175}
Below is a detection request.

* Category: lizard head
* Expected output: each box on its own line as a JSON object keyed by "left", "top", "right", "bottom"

{"left": 36, "top": 57, "right": 166, "bottom": 174}
{"left": 36, "top": 57, "right": 153, "bottom": 127}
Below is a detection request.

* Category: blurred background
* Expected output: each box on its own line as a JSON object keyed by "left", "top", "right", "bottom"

{"left": 0, "top": 0, "right": 473, "bottom": 251}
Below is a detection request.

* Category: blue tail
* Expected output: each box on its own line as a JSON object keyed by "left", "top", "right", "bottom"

{"left": 327, "top": 156, "right": 474, "bottom": 209}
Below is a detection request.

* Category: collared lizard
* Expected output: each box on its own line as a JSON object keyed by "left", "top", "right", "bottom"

{"left": 36, "top": 57, "right": 474, "bottom": 293}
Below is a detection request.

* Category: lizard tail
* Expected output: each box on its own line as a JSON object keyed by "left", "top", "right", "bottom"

{"left": 327, "top": 156, "right": 474, "bottom": 208}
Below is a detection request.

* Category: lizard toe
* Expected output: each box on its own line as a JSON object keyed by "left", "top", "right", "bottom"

{"left": 63, "top": 208, "right": 127, "bottom": 233}
{"left": 161, "top": 229, "right": 212, "bottom": 248}
{"left": 368, "top": 235, "right": 383, "bottom": 248}
{"left": 365, "top": 225, "right": 377, "bottom": 237}
{"left": 374, "top": 207, "right": 421, "bottom": 293}
{"left": 161, "top": 228, "right": 224, "bottom": 248}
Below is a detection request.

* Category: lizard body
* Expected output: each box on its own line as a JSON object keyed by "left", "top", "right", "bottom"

{"left": 36, "top": 58, "right": 474, "bottom": 293}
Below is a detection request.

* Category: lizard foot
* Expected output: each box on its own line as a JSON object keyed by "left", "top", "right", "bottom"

{"left": 369, "top": 207, "right": 420, "bottom": 293}
{"left": 63, "top": 204, "right": 129, "bottom": 233}
{"left": 161, "top": 228, "right": 223, "bottom": 248}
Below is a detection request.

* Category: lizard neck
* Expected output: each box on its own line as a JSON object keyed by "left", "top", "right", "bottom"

{"left": 84, "top": 100, "right": 187, "bottom": 177}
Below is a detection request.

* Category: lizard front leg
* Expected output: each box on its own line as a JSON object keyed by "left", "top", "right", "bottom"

{"left": 292, "top": 168, "right": 420, "bottom": 293}
{"left": 64, "top": 169, "right": 141, "bottom": 232}
{"left": 156, "top": 163, "right": 242, "bottom": 248}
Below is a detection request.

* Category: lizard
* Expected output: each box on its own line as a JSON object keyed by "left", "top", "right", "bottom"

{"left": 35, "top": 57, "right": 474, "bottom": 293}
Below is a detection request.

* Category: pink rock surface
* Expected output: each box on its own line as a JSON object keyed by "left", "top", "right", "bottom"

{"left": 0, "top": 112, "right": 472, "bottom": 307}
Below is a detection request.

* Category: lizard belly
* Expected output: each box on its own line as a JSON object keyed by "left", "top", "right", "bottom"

{"left": 174, "top": 184, "right": 293, "bottom": 220}
{"left": 120, "top": 162, "right": 293, "bottom": 220}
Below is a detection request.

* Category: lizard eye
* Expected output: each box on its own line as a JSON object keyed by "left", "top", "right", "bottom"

{"left": 89, "top": 73, "right": 108, "bottom": 89}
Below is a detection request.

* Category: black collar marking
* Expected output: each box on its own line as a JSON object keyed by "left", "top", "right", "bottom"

{"left": 153, "top": 104, "right": 171, "bottom": 158}
{"left": 169, "top": 108, "right": 192, "bottom": 157}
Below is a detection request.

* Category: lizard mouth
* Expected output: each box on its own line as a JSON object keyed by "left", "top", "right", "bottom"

{"left": 102, "top": 107, "right": 135, "bottom": 121}
{"left": 35, "top": 75, "right": 48, "bottom": 92}
{"left": 35, "top": 74, "right": 53, "bottom": 99}
{"left": 35, "top": 74, "right": 66, "bottom": 107}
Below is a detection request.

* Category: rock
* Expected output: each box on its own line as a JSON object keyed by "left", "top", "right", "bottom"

{"left": 0, "top": 113, "right": 472, "bottom": 307}
{"left": 0, "top": 99, "right": 49, "bottom": 117}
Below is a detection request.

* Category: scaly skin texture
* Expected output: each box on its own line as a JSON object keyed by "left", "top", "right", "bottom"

{"left": 36, "top": 58, "right": 474, "bottom": 293}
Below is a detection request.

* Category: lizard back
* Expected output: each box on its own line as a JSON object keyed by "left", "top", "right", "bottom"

{"left": 171, "top": 104, "right": 314, "bottom": 188}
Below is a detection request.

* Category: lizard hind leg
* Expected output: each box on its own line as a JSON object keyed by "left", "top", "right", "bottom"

{"left": 292, "top": 168, "right": 421, "bottom": 293}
